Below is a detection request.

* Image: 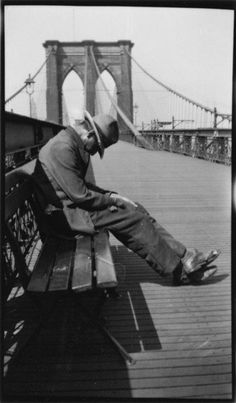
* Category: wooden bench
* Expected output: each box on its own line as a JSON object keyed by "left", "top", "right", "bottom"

{"left": 4, "top": 165, "right": 135, "bottom": 365}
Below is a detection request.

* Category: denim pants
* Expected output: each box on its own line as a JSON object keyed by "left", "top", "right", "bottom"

{"left": 90, "top": 202, "right": 186, "bottom": 275}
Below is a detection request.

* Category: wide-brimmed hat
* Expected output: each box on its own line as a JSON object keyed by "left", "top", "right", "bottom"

{"left": 84, "top": 111, "right": 119, "bottom": 158}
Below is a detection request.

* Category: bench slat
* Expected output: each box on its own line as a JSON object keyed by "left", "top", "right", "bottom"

{"left": 94, "top": 232, "right": 118, "bottom": 288}
{"left": 72, "top": 236, "right": 92, "bottom": 292}
{"left": 48, "top": 239, "right": 74, "bottom": 291}
{"left": 27, "top": 238, "right": 58, "bottom": 292}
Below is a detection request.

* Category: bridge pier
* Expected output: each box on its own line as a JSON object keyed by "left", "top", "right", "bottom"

{"left": 43, "top": 40, "right": 134, "bottom": 134}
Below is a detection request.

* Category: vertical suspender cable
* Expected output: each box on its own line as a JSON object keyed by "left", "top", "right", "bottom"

{"left": 124, "top": 48, "right": 231, "bottom": 127}
{"left": 89, "top": 46, "right": 153, "bottom": 150}
{"left": 83, "top": 46, "right": 89, "bottom": 117}
{"left": 124, "top": 48, "right": 214, "bottom": 113}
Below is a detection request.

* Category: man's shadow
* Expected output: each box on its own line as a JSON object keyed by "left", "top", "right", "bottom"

{"left": 105, "top": 244, "right": 228, "bottom": 353}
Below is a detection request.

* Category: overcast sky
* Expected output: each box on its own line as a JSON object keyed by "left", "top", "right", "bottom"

{"left": 4, "top": 5, "right": 234, "bottom": 125}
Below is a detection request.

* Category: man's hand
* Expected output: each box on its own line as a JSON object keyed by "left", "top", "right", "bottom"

{"left": 109, "top": 193, "right": 137, "bottom": 208}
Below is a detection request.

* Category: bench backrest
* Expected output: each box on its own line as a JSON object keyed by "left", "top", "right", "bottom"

{"left": 4, "top": 159, "right": 116, "bottom": 299}
{"left": 4, "top": 169, "right": 39, "bottom": 299}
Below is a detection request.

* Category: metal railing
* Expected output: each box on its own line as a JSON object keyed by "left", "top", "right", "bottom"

{"left": 5, "top": 112, "right": 231, "bottom": 170}
{"left": 5, "top": 112, "right": 64, "bottom": 172}
{"left": 134, "top": 128, "right": 231, "bottom": 165}
{"left": 136, "top": 129, "right": 232, "bottom": 165}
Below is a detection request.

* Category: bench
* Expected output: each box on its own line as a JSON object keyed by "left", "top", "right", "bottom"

{"left": 4, "top": 164, "right": 135, "bottom": 365}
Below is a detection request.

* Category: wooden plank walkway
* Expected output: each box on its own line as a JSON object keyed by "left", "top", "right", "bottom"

{"left": 3, "top": 141, "right": 231, "bottom": 400}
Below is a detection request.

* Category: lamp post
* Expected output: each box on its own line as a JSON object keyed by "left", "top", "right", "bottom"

{"left": 25, "top": 74, "right": 35, "bottom": 117}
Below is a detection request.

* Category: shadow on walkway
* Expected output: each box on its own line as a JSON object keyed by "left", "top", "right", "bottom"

{"left": 3, "top": 246, "right": 161, "bottom": 399}
{"left": 3, "top": 245, "right": 228, "bottom": 399}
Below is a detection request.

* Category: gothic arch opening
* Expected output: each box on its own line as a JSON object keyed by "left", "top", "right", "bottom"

{"left": 95, "top": 70, "right": 117, "bottom": 118}
{"left": 44, "top": 41, "right": 133, "bottom": 130}
{"left": 62, "top": 70, "right": 84, "bottom": 126}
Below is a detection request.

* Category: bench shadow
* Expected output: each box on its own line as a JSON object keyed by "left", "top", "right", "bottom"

{"left": 3, "top": 246, "right": 162, "bottom": 400}
{"left": 3, "top": 292, "right": 131, "bottom": 399}
{"left": 3, "top": 245, "right": 228, "bottom": 399}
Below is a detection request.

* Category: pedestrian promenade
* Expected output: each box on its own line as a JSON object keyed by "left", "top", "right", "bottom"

{"left": 3, "top": 141, "right": 231, "bottom": 399}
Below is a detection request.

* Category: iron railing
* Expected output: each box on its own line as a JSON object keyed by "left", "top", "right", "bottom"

{"left": 5, "top": 112, "right": 64, "bottom": 172}
{"left": 134, "top": 128, "right": 231, "bottom": 165}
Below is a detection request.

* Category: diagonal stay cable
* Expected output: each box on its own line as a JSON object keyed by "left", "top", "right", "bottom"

{"left": 124, "top": 48, "right": 216, "bottom": 114}
{"left": 5, "top": 49, "right": 53, "bottom": 105}
{"left": 90, "top": 46, "right": 153, "bottom": 150}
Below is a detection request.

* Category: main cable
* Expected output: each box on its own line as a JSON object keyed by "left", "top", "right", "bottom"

{"left": 124, "top": 48, "right": 215, "bottom": 114}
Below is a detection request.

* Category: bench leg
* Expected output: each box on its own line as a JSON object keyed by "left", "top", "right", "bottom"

{"left": 86, "top": 288, "right": 120, "bottom": 324}
{"left": 73, "top": 293, "right": 136, "bottom": 366}
{"left": 93, "top": 317, "right": 136, "bottom": 366}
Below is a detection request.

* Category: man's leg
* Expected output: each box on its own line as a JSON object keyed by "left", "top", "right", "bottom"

{"left": 134, "top": 203, "right": 187, "bottom": 258}
{"left": 90, "top": 202, "right": 186, "bottom": 275}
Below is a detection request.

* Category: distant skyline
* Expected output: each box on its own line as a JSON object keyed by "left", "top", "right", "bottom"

{"left": 4, "top": 5, "right": 234, "bottom": 125}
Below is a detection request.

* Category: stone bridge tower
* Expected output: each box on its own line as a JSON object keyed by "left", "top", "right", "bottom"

{"left": 43, "top": 40, "right": 134, "bottom": 135}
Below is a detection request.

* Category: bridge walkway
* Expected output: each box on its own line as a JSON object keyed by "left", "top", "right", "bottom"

{"left": 4, "top": 141, "right": 231, "bottom": 399}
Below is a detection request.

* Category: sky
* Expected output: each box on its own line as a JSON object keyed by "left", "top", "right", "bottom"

{"left": 4, "top": 5, "right": 234, "bottom": 126}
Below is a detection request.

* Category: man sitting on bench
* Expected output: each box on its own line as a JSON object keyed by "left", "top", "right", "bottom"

{"left": 32, "top": 111, "right": 220, "bottom": 286}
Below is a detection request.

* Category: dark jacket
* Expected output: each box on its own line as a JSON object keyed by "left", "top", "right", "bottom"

{"left": 32, "top": 125, "right": 114, "bottom": 236}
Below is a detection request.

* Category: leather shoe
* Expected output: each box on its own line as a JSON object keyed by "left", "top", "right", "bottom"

{"left": 187, "top": 266, "right": 218, "bottom": 284}
{"left": 173, "top": 263, "right": 218, "bottom": 286}
{"left": 182, "top": 248, "right": 221, "bottom": 274}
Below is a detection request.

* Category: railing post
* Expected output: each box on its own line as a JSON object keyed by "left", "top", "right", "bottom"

{"left": 170, "top": 132, "right": 173, "bottom": 152}
{"left": 191, "top": 133, "right": 196, "bottom": 158}
{"left": 228, "top": 136, "right": 232, "bottom": 165}
{"left": 213, "top": 107, "right": 218, "bottom": 128}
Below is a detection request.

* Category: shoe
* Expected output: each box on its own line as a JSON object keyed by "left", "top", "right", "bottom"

{"left": 187, "top": 266, "right": 218, "bottom": 284}
{"left": 205, "top": 249, "right": 221, "bottom": 265}
{"left": 173, "top": 263, "right": 218, "bottom": 286}
{"left": 182, "top": 248, "right": 221, "bottom": 275}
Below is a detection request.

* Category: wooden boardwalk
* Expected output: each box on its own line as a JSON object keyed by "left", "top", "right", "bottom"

{"left": 3, "top": 141, "right": 232, "bottom": 400}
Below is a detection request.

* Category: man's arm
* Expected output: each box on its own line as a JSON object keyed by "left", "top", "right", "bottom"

{"left": 86, "top": 182, "right": 137, "bottom": 208}
{"left": 47, "top": 143, "right": 118, "bottom": 211}
{"left": 85, "top": 181, "right": 116, "bottom": 195}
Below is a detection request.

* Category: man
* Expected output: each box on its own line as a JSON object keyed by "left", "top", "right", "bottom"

{"left": 32, "top": 111, "right": 220, "bottom": 285}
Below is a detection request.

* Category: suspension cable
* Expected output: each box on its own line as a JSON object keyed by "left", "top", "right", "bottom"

{"left": 89, "top": 46, "right": 153, "bottom": 150}
{"left": 5, "top": 49, "right": 53, "bottom": 105}
{"left": 124, "top": 48, "right": 215, "bottom": 114}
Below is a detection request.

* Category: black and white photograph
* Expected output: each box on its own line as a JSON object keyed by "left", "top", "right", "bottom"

{"left": 2, "top": 2, "right": 234, "bottom": 401}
